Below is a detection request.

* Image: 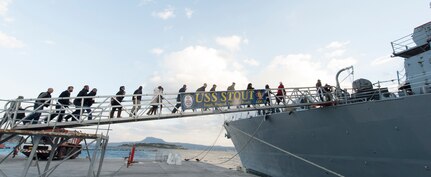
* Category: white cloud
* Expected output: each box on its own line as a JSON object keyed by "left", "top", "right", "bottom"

{"left": 243, "top": 58, "right": 259, "bottom": 66}
{"left": 0, "top": 31, "right": 24, "bottom": 48}
{"left": 42, "top": 40, "right": 56, "bottom": 45}
{"left": 325, "top": 41, "right": 350, "bottom": 49}
{"left": 153, "top": 8, "right": 175, "bottom": 20}
{"left": 151, "top": 48, "right": 164, "bottom": 56}
{"left": 371, "top": 55, "right": 395, "bottom": 66}
{"left": 215, "top": 35, "right": 247, "bottom": 51}
{"left": 0, "top": 0, "right": 13, "bottom": 22}
{"left": 327, "top": 57, "right": 357, "bottom": 71}
{"left": 156, "top": 45, "right": 249, "bottom": 91}
{"left": 257, "top": 54, "right": 332, "bottom": 87}
{"left": 185, "top": 8, "right": 193, "bottom": 19}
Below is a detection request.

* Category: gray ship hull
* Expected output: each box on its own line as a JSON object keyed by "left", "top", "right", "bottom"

{"left": 224, "top": 94, "right": 431, "bottom": 177}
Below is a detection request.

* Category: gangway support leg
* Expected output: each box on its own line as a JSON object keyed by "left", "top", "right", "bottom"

{"left": 96, "top": 137, "right": 109, "bottom": 177}
{"left": 21, "top": 135, "right": 41, "bottom": 177}
{"left": 87, "top": 137, "right": 101, "bottom": 177}
{"left": 41, "top": 137, "right": 63, "bottom": 177}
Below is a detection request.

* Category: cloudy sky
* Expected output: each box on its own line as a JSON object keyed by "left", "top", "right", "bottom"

{"left": 1, "top": 0, "right": 430, "bottom": 146}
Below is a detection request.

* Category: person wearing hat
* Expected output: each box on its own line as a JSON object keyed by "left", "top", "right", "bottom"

{"left": 110, "top": 86, "right": 125, "bottom": 118}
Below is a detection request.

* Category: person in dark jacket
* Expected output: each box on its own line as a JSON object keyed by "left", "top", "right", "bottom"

{"left": 246, "top": 83, "right": 254, "bottom": 108}
{"left": 84, "top": 88, "right": 97, "bottom": 120}
{"left": 195, "top": 83, "right": 207, "bottom": 111}
{"left": 196, "top": 83, "right": 207, "bottom": 92}
{"left": 172, "top": 85, "right": 187, "bottom": 113}
{"left": 227, "top": 82, "right": 236, "bottom": 109}
{"left": 210, "top": 84, "right": 216, "bottom": 92}
{"left": 48, "top": 86, "right": 73, "bottom": 123}
{"left": 65, "top": 85, "right": 89, "bottom": 121}
{"left": 110, "top": 86, "right": 125, "bottom": 118}
{"left": 130, "top": 86, "right": 143, "bottom": 117}
{"left": 27, "top": 88, "right": 53, "bottom": 124}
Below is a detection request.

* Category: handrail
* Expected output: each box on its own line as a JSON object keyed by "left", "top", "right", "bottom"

{"left": 0, "top": 80, "right": 430, "bottom": 130}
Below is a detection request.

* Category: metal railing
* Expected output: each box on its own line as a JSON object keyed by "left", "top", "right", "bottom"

{"left": 1, "top": 82, "right": 430, "bottom": 130}
{"left": 391, "top": 29, "right": 430, "bottom": 54}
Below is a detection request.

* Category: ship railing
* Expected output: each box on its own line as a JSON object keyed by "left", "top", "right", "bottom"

{"left": 391, "top": 31, "right": 430, "bottom": 55}
{"left": 0, "top": 86, "right": 341, "bottom": 129}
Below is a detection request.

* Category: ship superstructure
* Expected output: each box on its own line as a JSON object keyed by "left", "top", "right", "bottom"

{"left": 224, "top": 21, "right": 431, "bottom": 177}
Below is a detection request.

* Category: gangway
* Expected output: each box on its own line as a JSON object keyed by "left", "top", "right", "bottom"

{"left": 0, "top": 87, "right": 339, "bottom": 130}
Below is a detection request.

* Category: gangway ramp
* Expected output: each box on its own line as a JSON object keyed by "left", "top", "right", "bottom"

{"left": 1, "top": 87, "right": 337, "bottom": 130}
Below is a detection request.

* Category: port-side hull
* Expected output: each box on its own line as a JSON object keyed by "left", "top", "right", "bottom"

{"left": 225, "top": 94, "right": 431, "bottom": 177}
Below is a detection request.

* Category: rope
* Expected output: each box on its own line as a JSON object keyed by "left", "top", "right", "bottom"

{"left": 217, "top": 116, "right": 266, "bottom": 165}
{"left": 186, "top": 115, "right": 226, "bottom": 161}
{"left": 228, "top": 123, "right": 345, "bottom": 177}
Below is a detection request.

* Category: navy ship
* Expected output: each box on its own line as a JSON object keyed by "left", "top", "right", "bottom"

{"left": 224, "top": 21, "right": 431, "bottom": 177}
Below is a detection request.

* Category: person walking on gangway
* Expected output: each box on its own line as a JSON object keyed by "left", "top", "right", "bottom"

{"left": 110, "top": 86, "right": 125, "bottom": 118}
{"left": 147, "top": 86, "right": 163, "bottom": 115}
{"left": 84, "top": 88, "right": 97, "bottom": 120}
{"left": 276, "top": 82, "right": 286, "bottom": 105}
{"left": 227, "top": 82, "right": 236, "bottom": 109}
{"left": 195, "top": 83, "right": 207, "bottom": 111}
{"left": 48, "top": 86, "right": 73, "bottom": 123}
{"left": 65, "top": 85, "right": 89, "bottom": 121}
{"left": 316, "top": 79, "right": 324, "bottom": 102}
{"left": 246, "top": 83, "right": 254, "bottom": 108}
{"left": 130, "top": 86, "right": 143, "bottom": 117}
{"left": 26, "top": 88, "right": 53, "bottom": 124}
{"left": 172, "top": 85, "right": 186, "bottom": 114}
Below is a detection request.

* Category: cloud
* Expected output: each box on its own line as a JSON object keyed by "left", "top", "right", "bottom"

{"left": 325, "top": 41, "right": 350, "bottom": 49}
{"left": 155, "top": 45, "right": 249, "bottom": 91}
{"left": 320, "top": 41, "right": 350, "bottom": 58}
{"left": 257, "top": 54, "right": 333, "bottom": 87}
{"left": 185, "top": 8, "right": 193, "bottom": 19}
{"left": 151, "top": 48, "right": 164, "bottom": 56}
{"left": 42, "top": 40, "right": 56, "bottom": 45}
{"left": 0, "top": 0, "right": 13, "bottom": 22}
{"left": 153, "top": 8, "right": 175, "bottom": 20}
{"left": 0, "top": 31, "right": 24, "bottom": 48}
{"left": 215, "top": 35, "right": 247, "bottom": 51}
{"left": 371, "top": 55, "right": 395, "bottom": 66}
{"left": 327, "top": 57, "right": 357, "bottom": 71}
{"left": 243, "top": 58, "right": 259, "bottom": 66}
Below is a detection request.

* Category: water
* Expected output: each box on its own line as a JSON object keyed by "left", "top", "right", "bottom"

{"left": 1, "top": 145, "right": 242, "bottom": 170}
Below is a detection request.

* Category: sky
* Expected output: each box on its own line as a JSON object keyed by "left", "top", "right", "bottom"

{"left": 0, "top": 0, "right": 430, "bottom": 146}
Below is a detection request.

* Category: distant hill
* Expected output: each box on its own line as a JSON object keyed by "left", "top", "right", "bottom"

{"left": 109, "top": 137, "right": 235, "bottom": 151}
{"left": 140, "top": 137, "right": 166, "bottom": 144}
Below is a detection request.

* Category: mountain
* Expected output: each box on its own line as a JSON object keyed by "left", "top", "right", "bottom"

{"left": 140, "top": 137, "right": 166, "bottom": 144}
{"left": 108, "top": 137, "right": 235, "bottom": 151}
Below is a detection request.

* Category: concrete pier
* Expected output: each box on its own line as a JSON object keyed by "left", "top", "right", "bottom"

{"left": 0, "top": 157, "right": 256, "bottom": 177}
